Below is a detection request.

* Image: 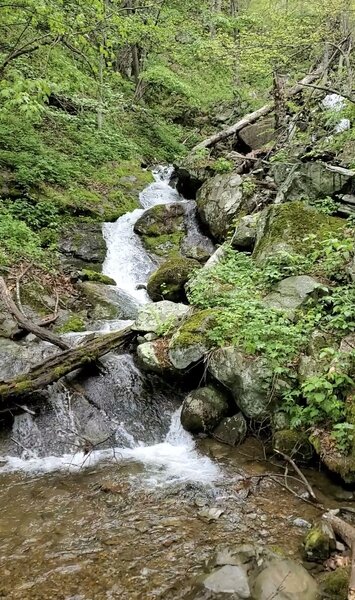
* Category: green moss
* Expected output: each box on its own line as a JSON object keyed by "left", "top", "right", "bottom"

{"left": 147, "top": 257, "right": 200, "bottom": 301}
{"left": 142, "top": 232, "right": 184, "bottom": 258}
{"left": 171, "top": 308, "right": 221, "bottom": 349}
{"left": 303, "top": 525, "right": 332, "bottom": 561}
{"left": 56, "top": 314, "right": 86, "bottom": 334}
{"left": 321, "top": 568, "right": 350, "bottom": 600}
{"left": 81, "top": 270, "right": 116, "bottom": 285}
{"left": 273, "top": 429, "right": 314, "bottom": 462}
{"left": 254, "top": 201, "right": 344, "bottom": 262}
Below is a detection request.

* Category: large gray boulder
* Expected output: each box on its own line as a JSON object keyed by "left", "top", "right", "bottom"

{"left": 147, "top": 257, "right": 200, "bottom": 302}
{"left": 238, "top": 117, "right": 275, "bottom": 150}
{"left": 169, "top": 309, "right": 221, "bottom": 370}
{"left": 252, "top": 559, "right": 318, "bottom": 600}
{"left": 271, "top": 160, "right": 352, "bottom": 202}
{"left": 196, "top": 172, "right": 246, "bottom": 240}
{"left": 78, "top": 281, "right": 138, "bottom": 320}
{"left": 263, "top": 275, "right": 327, "bottom": 319}
{"left": 133, "top": 301, "right": 190, "bottom": 334}
{"left": 181, "top": 385, "right": 229, "bottom": 433}
{"left": 209, "top": 347, "right": 274, "bottom": 420}
{"left": 213, "top": 413, "right": 247, "bottom": 447}
{"left": 0, "top": 337, "right": 59, "bottom": 381}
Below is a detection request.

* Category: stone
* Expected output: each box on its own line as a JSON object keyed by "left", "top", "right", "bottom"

{"left": 59, "top": 223, "right": 106, "bottom": 269}
{"left": 320, "top": 568, "right": 349, "bottom": 600}
{"left": 209, "top": 347, "right": 274, "bottom": 420}
{"left": 253, "top": 201, "right": 344, "bottom": 264}
{"left": 169, "top": 309, "right": 221, "bottom": 370}
{"left": 273, "top": 430, "right": 313, "bottom": 462}
{"left": 263, "top": 276, "right": 327, "bottom": 319}
{"left": 133, "top": 301, "right": 190, "bottom": 334}
{"left": 181, "top": 386, "right": 229, "bottom": 433}
{"left": 238, "top": 117, "right": 275, "bottom": 150}
{"left": 134, "top": 202, "right": 185, "bottom": 259}
{"left": 213, "top": 413, "right": 247, "bottom": 447}
{"left": 174, "top": 161, "right": 213, "bottom": 199}
{"left": 0, "top": 299, "right": 18, "bottom": 338}
{"left": 0, "top": 337, "right": 59, "bottom": 381}
{"left": 303, "top": 522, "right": 336, "bottom": 562}
{"left": 271, "top": 160, "right": 352, "bottom": 202}
{"left": 252, "top": 559, "right": 319, "bottom": 600}
{"left": 78, "top": 281, "right": 139, "bottom": 320}
{"left": 80, "top": 270, "right": 116, "bottom": 285}
{"left": 147, "top": 257, "right": 200, "bottom": 302}
{"left": 196, "top": 172, "right": 247, "bottom": 240}
{"left": 180, "top": 201, "right": 215, "bottom": 262}
{"left": 231, "top": 213, "right": 260, "bottom": 251}
{"left": 202, "top": 565, "right": 251, "bottom": 598}
{"left": 137, "top": 340, "right": 174, "bottom": 373}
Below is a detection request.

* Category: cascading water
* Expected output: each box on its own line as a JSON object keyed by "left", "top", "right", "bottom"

{"left": 0, "top": 166, "right": 220, "bottom": 485}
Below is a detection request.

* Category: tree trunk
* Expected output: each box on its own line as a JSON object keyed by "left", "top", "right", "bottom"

{"left": 0, "top": 327, "right": 133, "bottom": 401}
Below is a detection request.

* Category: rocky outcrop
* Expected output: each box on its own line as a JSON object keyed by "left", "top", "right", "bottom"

{"left": 180, "top": 385, "right": 229, "bottom": 433}
{"left": 238, "top": 116, "right": 275, "bottom": 150}
{"left": 133, "top": 301, "right": 190, "bottom": 334}
{"left": 0, "top": 336, "right": 59, "bottom": 381}
{"left": 208, "top": 346, "right": 275, "bottom": 420}
{"left": 78, "top": 281, "right": 138, "bottom": 320}
{"left": 196, "top": 172, "right": 250, "bottom": 240}
{"left": 169, "top": 309, "right": 221, "bottom": 369}
{"left": 231, "top": 213, "right": 260, "bottom": 251}
{"left": 253, "top": 201, "right": 344, "bottom": 263}
{"left": 147, "top": 257, "right": 200, "bottom": 302}
{"left": 263, "top": 275, "right": 327, "bottom": 319}
{"left": 59, "top": 223, "right": 107, "bottom": 272}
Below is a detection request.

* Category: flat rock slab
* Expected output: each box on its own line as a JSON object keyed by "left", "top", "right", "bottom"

{"left": 253, "top": 559, "right": 318, "bottom": 600}
{"left": 203, "top": 565, "right": 251, "bottom": 598}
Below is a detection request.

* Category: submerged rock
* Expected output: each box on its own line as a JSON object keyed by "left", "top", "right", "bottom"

{"left": 263, "top": 275, "right": 327, "bottom": 319}
{"left": 213, "top": 413, "right": 247, "bottom": 447}
{"left": 169, "top": 309, "right": 221, "bottom": 369}
{"left": 209, "top": 347, "right": 274, "bottom": 420}
{"left": 181, "top": 385, "right": 229, "bottom": 433}
{"left": 133, "top": 301, "right": 190, "bottom": 334}
{"left": 147, "top": 257, "right": 200, "bottom": 302}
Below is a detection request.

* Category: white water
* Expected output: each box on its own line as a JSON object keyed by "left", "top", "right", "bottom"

{"left": 102, "top": 166, "right": 181, "bottom": 303}
{"left": 0, "top": 166, "right": 220, "bottom": 485}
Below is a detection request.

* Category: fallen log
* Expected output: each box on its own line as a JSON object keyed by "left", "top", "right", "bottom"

{"left": 0, "top": 276, "right": 69, "bottom": 351}
{"left": 191, "top": 67, "right": 325, "bottom": 152}
{"left": 323, "top": 510, "right": 355, "bottom": 599}
{"left": 0, "top": 326, "right": 134, "bottom": 401}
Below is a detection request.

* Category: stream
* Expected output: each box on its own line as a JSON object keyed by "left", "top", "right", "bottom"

{"left": 0, "top": 167, "right": 349, "bottom": 599}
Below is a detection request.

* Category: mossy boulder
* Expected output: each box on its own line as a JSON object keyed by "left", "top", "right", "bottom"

{"left": 273, "top": 429, "right": 314, "bottom": 462}
{"left": 303, "top": 522, "right": 335, "bottom": 562}
{"left": 253, "top": 201, "right": 344, "bottom": 264}
{"left": 320, "top": 568, "right": 349, "bottom": 600}
{"left": 196, "top": 172, "right": 249, "bottom": 241}
{"left": 231, "top": 213, "right": 260, "bottom": 251}
{"left": 147, "top": 257, "right": 200, "bottom": 302}
{"left": 133, "top": 301, "right": 190, "bottom": 334}
{"left": 208, "top": 346, "right": 275, "bottom": 420}
{"left": 213, "top": 413, "right": 247, "bottom": 446}
{"left": 59, "top": 223, "right": 106, "bottom": 271}
{"left": 181, "top": 385, "right": 229, "bottom": 433}
{"left": 55, "top": 313, "right": 86, "bottom": 334}
{"left": 238, "top": 117, "right": 275, "bottom": 150}
{"left": 80, "top": 269, "right": 116, "bottom": 285}
{"left": 78, "top": 281, "right": 138, "bottom": 320}
{"left": 169, "top": 308, "right": 221, "bottom": 370}
{"left": 134, "top": 203, "right": 185, "bottom": 259}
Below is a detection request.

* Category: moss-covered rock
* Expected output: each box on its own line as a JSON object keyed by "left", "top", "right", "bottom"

{"left": 78, "top": 281, "right": 138, "bottom": 320}
{"left": 273, "top": 429, "right": 314, "bottom": 462}
{"left": 253, "top": 201, "right": 344, "bottom": 264}
{"left": 320, "top": 568, "right": 349, "bottom": 600}
{"left": 137, "top": 339, "right": 175, "bottom": 374}
{"left": 231, "top": 213, "right": 260, "bottom": 251}
{"left": 181, "top": 385, "right": 229, "bottom": 433}
{"left": 55, "top": 314, "right": 86, "bottom": 334}
{"left": 80, "top": 269, "right": 116, "bottom": 285}
{"left": 169, "top": 308, "right": 221, "bottom": 370}
{"left": 147, "top": 257, "right": 200, "bottom": 302}
{"left": 59, "top": 223, "right": 107, "bottom": 271}
{"left": 303, "top": 522, "right": 335, "bottom": 562}
{"left": 134, "top": 203, "right": 185, "bottom": 259}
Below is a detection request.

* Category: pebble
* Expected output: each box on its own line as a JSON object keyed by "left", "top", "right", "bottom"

{"left": 292, "top": 518, "right": 311, "bottom": 529}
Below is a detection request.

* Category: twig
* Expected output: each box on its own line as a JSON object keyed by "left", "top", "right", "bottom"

{"left": 274, "top": 449, "right": 319, "bottom": 503}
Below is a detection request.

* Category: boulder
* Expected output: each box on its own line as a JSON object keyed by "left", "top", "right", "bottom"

{"left": 134, "top": 203, "right": 185, "bottom": 259}
{"left": 181, "top": 386, "right": 229, "bottom": 433}
{"left": 201, "top": 565, "right": 251, "bottom": 598}
{"left": 133, "top": 301, "right": 190, "bottom": 334}
{"left": 238, "top": 117, "right": 275, "bottom": 150}
{"left": 0, "top": 299, "right": 17, "bottom": 338}
{"left": 271, "top": 160, "right": 352, "bottom": 202}
{"left": 213, "top": 413, "right": 247, "bottom": 447}
{"left": 78, "top": 282, "right": 138, "bottom": 320}
{"left": 0, "top": 336, "right": 59, "bottom": 381}
{"left": 174, "top": 162, "right": 213, "bottom": 199}
{"left": 180, "top": 201, "right": 215, "bottom": 262}
{"left": 147, "top": 257, "right": 200, "bottom": 302}
{"left": 273, "top": 430, "right": 313, "bottom": 462}
{"left": 252, "top": 558, "right": 319, "bottom": 600}
{"left": 209, "top": 347, "right": 274, "bottom": 420}
{"left": 196, "top": 172, "right": 247, "bottom": 240}
{"left": 59, "top": 223, "right": 106, "bottom": 271}
{"left": 137, "top": 340, "right": 174, "bottom": 373}
{"left": 169, "top": 309, "right": 221, "bottom": 370}
{"left": 320, "top": 568, "right": 349, "bottom": 600}
{"left": 231, "top": 213, "right": 260, "bottom": 251}
{"left": 253, "top": 201, "right": 344, "bottom": 263}
{"left": 263, "top": 275, "right": 327, "bottom": 319}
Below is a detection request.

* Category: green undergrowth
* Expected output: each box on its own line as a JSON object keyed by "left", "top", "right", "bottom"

{"left": 186, "top": 237, "right": 355, "bottom": 449}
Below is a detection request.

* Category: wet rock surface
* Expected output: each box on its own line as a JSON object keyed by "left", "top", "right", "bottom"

{"left": 181, "top": 386, "right": 230, "bottom": 433}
